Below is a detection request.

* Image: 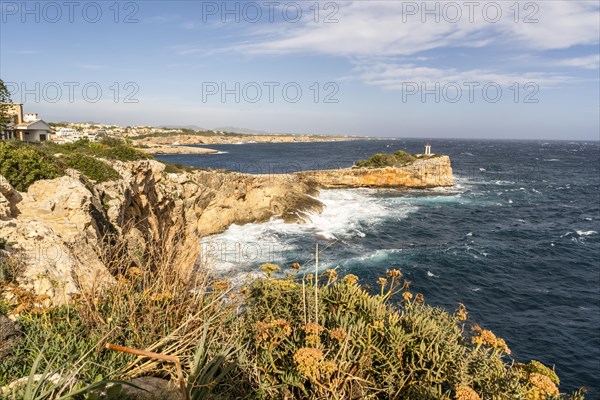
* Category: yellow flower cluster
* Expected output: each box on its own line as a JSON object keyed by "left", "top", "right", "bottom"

{"left": 328, "top": 327, "right": 347, "bottom": 343}
{"left": 293, "top": 347, "right": 324, "bottom": 378}
{"left": 126, "top": 266, "right": 143, "bottom": 277}
{"left": 454, "top": 385, "right": 481, "bottom": 400}
{"left": 302, "top": 322, "right": 324, "bottom": 346}
{"left": 302, "top": 322, "right": 324, "bottom": 336}
{"left": 254, "top": 318, "right": 292, "bottom": 342}
{"left": 324, "top": 269, "right": 338, "bottom": 281}
{"left": 415, "top": 293, "right": 425, "bottom": 303}
{"left": 291, "top": 262, "right": 301, "bottom": 270}
{"left": 471, "top": 325, "right": 511, "bottom": 355}
{"left": 527, "top": 373, "right": 559, "bottom": 399}
{"left": 386, "top": 269, "right": 403, "bottom": 279}
{"left": 378, "top": 277, "right": 388, "bottom": 287}
{"left": 293, "top": 347, "right": 337, "bottom": 379}
{"left": 402, "top": 292, "right": 413, "bottom": 302}
{"left": 456, "top": 303, "right": 468, "bottom": 321}
{"left": 343, "top": 274, "right": 359, "bottom": 285}
{"left": 259, "top": 263, "right": 281, "bottom": 276}
{"left": 321, "top": 360, "right": 337, "bottom": 375}
{"left": 212, "top": 279, "right": 229, "bottom": 291}
{"left": 269, "top": 279, "right": 298, "bottom": 290}
{"left": 527, "top": 360, "right": 560, "bottom": 385}
{"left": 149, "top": 291, "right": 173, "bottom": 302}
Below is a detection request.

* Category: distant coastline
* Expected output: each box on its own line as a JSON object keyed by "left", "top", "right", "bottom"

{"left": 132, "top": 133, "right": 369, "bottom": 148}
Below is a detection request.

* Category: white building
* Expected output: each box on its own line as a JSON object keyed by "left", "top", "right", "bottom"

{"left": 1, "top": 104, "right": 52, "bottom": 142}
{"left": 52, "top": 127, "right": 100, "bottom": 143}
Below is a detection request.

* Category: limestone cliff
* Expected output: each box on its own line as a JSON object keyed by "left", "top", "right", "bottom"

{"left": 0, "top": 161, "right": 322, "bottom": 304}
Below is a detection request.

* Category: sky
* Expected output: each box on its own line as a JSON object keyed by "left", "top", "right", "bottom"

{"left": 0, "top": 0, "right": 599, "bottom": 140}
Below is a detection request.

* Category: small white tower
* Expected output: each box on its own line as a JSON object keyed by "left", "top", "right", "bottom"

{"left": 424, "top": 143, "right": 431, "bottom": 155}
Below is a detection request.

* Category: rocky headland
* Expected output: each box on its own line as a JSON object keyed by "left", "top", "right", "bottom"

{"left": 298, "top": 156, "right": 454, "bottom": 188}
{"left": 0, "top": 156, "right": 453, "bottom": 305}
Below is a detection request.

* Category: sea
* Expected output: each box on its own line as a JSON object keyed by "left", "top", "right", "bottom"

{"left": 155, "top": 139, "right": 600, "bottom": 395}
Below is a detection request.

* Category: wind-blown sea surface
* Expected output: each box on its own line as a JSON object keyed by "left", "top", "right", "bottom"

{"left": 156, "top": 139, "right": 600, "bottom": 395}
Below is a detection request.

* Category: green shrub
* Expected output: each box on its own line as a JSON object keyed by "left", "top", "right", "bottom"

{"left": 41, "top": 140, "right": 150, "bottom": 162}
{"left": 97, "top": 144, "right": 149, "bottom": 162}
{"left": 354, "top": 150, "right": 417, "bottom": 169}
{"left": 228, "top": 268, "right": 581, "bottom": 399}
{"left": 0, "top": 142, "right": 61, "bottom": 191}
{"left": 63, "top": 154, "right": 120, "bottom": 183}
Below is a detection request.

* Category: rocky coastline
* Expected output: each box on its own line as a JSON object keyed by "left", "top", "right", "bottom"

{"left": 134, "top": 134, "right": 365, "bottom": 147}
{"left": 1, "top": 156, "right": 453, "bottom": 305}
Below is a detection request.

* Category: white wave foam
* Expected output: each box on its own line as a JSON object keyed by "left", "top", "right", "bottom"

{"left": 427, "top": 271, "right": 439, "bottom": 278}
{"left": 201, "top": 189, "right": 418, "bottom": 273}
{"left": 577, "top": 230, "right": 597, "bottom": 236}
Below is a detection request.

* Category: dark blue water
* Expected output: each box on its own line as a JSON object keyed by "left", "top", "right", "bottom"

{"left": 156, "top": 139, "right": 600, "bottom": 395}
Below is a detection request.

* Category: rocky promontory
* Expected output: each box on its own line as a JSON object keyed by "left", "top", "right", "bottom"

{"left": 1, "top": 156, "right": 453, "bottom": 305}
{"left": 297, "top": 156, "right": 454, "bottom": 188}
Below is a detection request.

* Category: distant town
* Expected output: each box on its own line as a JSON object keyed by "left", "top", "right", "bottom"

{"left": 0, "top": 103, "right": 256, "bottom": 144}
{"left": 0, "top": 103, "right": 363, "bottom": 150}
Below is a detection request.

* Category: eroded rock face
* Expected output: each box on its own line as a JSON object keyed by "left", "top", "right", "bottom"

{"left": 0, "top": 174, "right": 113, "bottom": 304}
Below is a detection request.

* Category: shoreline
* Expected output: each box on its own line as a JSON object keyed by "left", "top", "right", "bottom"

{"left": 138, "top": 145, "right": 220, "bottom": 155}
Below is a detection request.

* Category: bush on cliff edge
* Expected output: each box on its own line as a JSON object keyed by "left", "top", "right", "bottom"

{"left": 0, "top": 141, "right": 61, "bottom": 191}
{"left": 354, "top": 150, "right": 417, "bottom": 168}
{"left": 231, "top": 266, "right": 585, "bottom": 399}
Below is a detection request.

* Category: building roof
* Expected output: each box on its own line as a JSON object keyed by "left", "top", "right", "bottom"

{"left": 15, "top": 119, "right": 52, "bottom": 130}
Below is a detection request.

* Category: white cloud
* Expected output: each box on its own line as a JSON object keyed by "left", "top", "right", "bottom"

{"left": 234, "top": 1, "right": 599, "bottom": 57}
{"left": 354, "top": 62, "right": 569, "bottom": 90}
{"left": 506, "top": 1, "right": 600, "bottom": 50}
{"left": 555, "top": 55, "right": 600, "bottom": 70}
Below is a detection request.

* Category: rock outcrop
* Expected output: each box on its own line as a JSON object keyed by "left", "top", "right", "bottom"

{"left": 0, "top": 156, "right": 453, "bottom": 305}
{"left": 297, "top": 156, "right": 454, "bottom": 188}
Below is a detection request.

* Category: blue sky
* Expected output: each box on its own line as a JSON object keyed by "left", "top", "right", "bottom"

{"left": 1, "top": 0, "right": 599, "bottom": 139}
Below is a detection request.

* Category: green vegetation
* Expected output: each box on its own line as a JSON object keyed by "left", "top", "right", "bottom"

{"left": 162, "top": 162, "right": 200, "bottom": 174}
{"left": 0, "top": 79, "right": 14, "bottom": 132}
{"left": 62, "top": 154, "right": 120, "bottom": 183}
{"left": 0, "top": 142, "right": 62, "bottom": 191}
{"left": 41, "top": 138, "right": 151, "bottom": 163}
{"left": 0, "top": 139, "right": 152, "bottom": 190}
{"left": 354, "top": 150, "right": 417, "bottom": 168}
{"left": 0, "top": 244, "right": 586, "bottom": 399}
